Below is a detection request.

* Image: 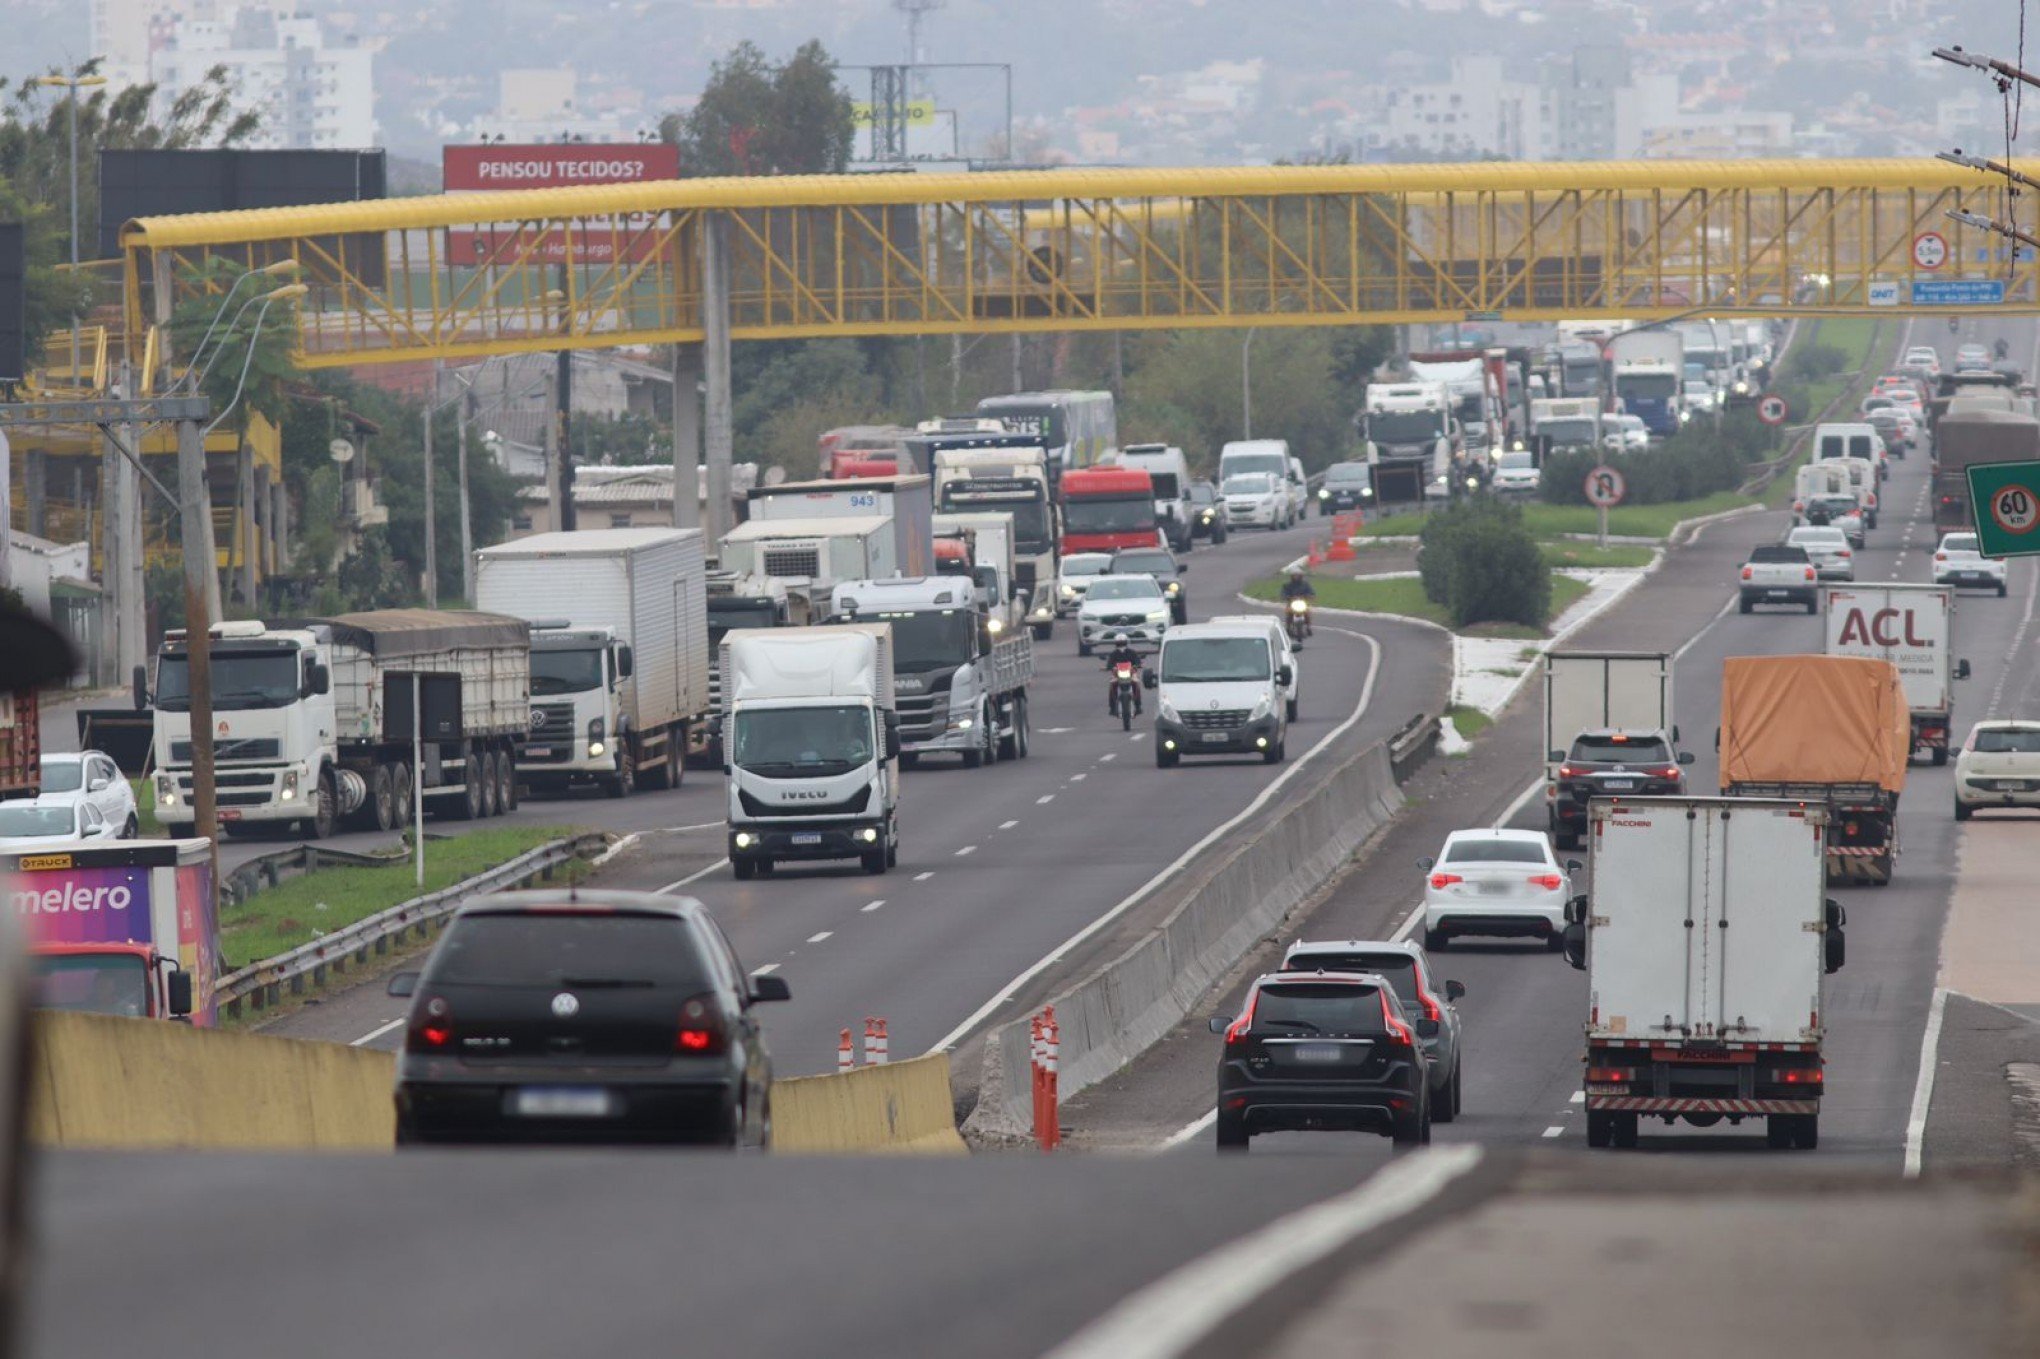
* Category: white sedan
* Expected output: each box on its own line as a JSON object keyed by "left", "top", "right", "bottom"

{"left": 1953, "top": 720, "right": 2040, "bottom": 819}
{"left": 1221, "top": 473, "right": 1289, "bottom": 529}
{"left": 1933, "top": 532, "right": 2008, "bottom": 596}
{"left": 38, "top": 751, "right": 140, "bottom": 839}
{"left": 1786, "top": 525, "right": 1854, "bottom": 581}
{"left": 1490, "top": 450, "right": 1541, "bottom": 493}
{"left": 1052, "top": 552, "right": 1115, "bottom": 618}
{"left": 0, "top": 798, "right": 122, "bottom": 850}
{"left": 1420, "top": 827, "right": 1575, "bottom": 952}
{"left": 1075, "top": 575, "right": 1171, "bottom": 655}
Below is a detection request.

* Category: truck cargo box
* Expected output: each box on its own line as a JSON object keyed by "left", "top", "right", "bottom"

{"left": 1719, "top": 655, "right": 1908, "bottom": 794}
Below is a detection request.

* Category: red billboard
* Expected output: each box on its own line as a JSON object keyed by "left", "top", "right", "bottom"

{"left": 442, "top": 143, "right": 680, "bottom": 266}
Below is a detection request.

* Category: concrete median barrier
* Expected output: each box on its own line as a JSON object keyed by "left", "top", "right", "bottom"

{"left": 966, "top": 737, "right": 1405, "bottom": 1139}
{"left": 773, "top": 1054, "right": 968, "bottom": 1154}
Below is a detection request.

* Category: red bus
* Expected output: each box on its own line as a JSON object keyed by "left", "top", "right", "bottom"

{"left": 1060, "top": 466, "right": 1159, "bottom": 555}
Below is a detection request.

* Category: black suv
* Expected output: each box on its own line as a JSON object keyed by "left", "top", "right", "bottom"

{"left": 390, "top": 890, "right": 788, "bottom": 1146}
{"left": 1548, "top": 728, "right": 1694, "bottom": 850}
{"left": 1316, "top": 461, "right": 1375, "bottom": 514}
{"left": 1209, "top": 970, "right": 1432, "bottom": 1150}
{"left": 1110, "top": 546, "right": 1189, "bottom": 623}
{"left": 1186, "top": 481, "right": 1228, "bottom": 543}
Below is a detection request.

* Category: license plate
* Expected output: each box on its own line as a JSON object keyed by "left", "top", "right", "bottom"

{"left": 1293, "top": 1044, "right": 1343, "bottom": 1063}
{"left": 523, "top": 745, "right": 552, "bottom": 757}
{"left": 512, "top": 1087, "right": 615, "bottom": 1118}
{"left": 220, "top": 809, "right": 242, "bottom": 821}
{"left": 791, "top": 832, "right": 823, "bottom": 845}
{"left": 1603, "top": 779, "right": 1637, "bottom": 792}
{"left": 1478, "top": 880, "right": 1513, "bottom": 895}
{"left": 1766, "top": 589, "right": 1789, "bottom": 598}
{"left": 1201, "top": 732, "right": 1229, "bottom": 743}
{"left": 1999, "top": 780, "right": 2025, "bottom": 791}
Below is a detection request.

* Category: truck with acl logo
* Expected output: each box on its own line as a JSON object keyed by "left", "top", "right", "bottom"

{"left": 1823, "top": 585, "right": 1970, "bottom": 766}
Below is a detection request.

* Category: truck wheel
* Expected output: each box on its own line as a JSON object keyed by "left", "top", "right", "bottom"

{"left": 305, "top": 771, "right": 337, "bottom": 840}
{"left": 493, "top": 749, "right": 516, "bottom": 813}
{"left": 1586, "top": 1111, "right": 1613, "bottom": 1148}
{"left": 606, "top": 749, "right": 636, "bottom": 799}
{"left": 364, "top": 765, "right": 396, "bottom": 832}
{"left": 1805, "top": 599, "right": 1818, "bottom": 615}
{"left": 733, "top": 857, "right": 756, "bottom": 882}
{"left": 1794, "top": 1115, "right": 1819, "bottom": 1150}
{"left": 461, "top": 745, "right": 486, "bottom": 820}
{"left": 1013, "top": 696, "right": 1030, "bottom": 758}
{"left": 1000, "top": 702, "right": 1024, "bottom": 760}
{"left": 478, "top": 754, "right": 501, "bottom": 818}
{"left": 1955, "top": 800, "right": 1973, "bottom": 822}
{"left": 390, "top": 762, "right": 413, "bottom": 827}
{"left": 1931, "top": 746, "right": 1948, "bottom": 768}
{"left": 1766, "top": 1117, "right": 1796, "bottom": 1150}
{"left": 861, "top": 845, "right": 888, "bottom": 875}
{"left": 1215, "top": 1111, "right": 1249, "bottom": 1151}
{"left": 1611, "top": 1113, "right": 1639, "bottom": 1149}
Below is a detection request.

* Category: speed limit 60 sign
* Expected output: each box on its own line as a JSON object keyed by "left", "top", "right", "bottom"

{"left": 1966, "top": 459, "right": 2040, "bottom": 557}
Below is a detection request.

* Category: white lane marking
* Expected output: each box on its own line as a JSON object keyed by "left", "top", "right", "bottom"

{"left": 352, "top": 1017, "right": 405, "bottom": 1047}
{"left": 589, "top": 832, "right": 641, "bottom": 868}
{"left": 1100, "top": 752, "right": 1118, "bottom": 762}
{"left": 1037, "top": 794, "right": 1056, "bottom": 805}
{"left": 928, "top": 633, "right": 1384, "bottom": 1055}
{"left": 657, "top": 858, "right": 729, "bottom": 893}
{"left": 806, "top": 931, "right": 833, "bottom": 944}
{"left": 1570, "top": 1090, "right": 1585, "bottom": 1104}
{"left": 956, "top": 845, "right": 977, "bottom": 857}
{"left": 1043, "top": 1146, "right": 1483, "bottom": 1359}
{"left": 1070, "top": 773, "right": 1088, "bottom": 782}
{"left": 1128, "top": 732, "right": 1144, "bottom": 742}
{"left": 1541, "top": 1125, "right": 1564, "bottom": 1138}
{"left": 1391, "top": 901, "right": 1424, "bottom": 943}
{"left": 1904, "top": 986, "right": 1949, "bottom": 1179}
{"left": 1160, "top": 1108, "right": 1218, "bottom": 1148}
{"left": 999, "top": 820, "right": 1020, "bottom": 830}
{"left": 914, "top": 871, "right": 935, "bottom": 882}
{"left": 862, "top": 899, "right": 886, "bottom": 913}
{"left": 751, "top": 963, "right": 780, "bottom": 976}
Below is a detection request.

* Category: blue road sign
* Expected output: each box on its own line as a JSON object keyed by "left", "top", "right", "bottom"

{"left": 1911, "top": 278, "right": 2007, "bottom": 306}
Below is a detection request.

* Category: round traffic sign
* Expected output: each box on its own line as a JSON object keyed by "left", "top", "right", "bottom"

{"left": 1913, "top": 231, "right": 1949, "bottom": 271}
{"left": 1988, "top": 481, "right": 2040, "bottom": 537}
{"left": 1756, "top": 394, "right": 1789, "bottom": 426}
{"left": 1584, "top": 465, "right": 1627, "bottom": 508}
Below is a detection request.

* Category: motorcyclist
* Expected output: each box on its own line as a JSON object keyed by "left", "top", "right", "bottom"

{"left": 1995, "top": 337, "right": 2011, "bottom": 362}
{"left": 1280, "top": 570, "right": 1316, "bottom": 637}
{"left": 1104, "top": 632, "right": 1144, "bottom": 716}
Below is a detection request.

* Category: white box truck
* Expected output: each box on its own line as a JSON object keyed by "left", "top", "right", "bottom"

{"left": 1563, "top": 796, "right": 1846, "bottom": 1150}
{"left": 1543, "top": 650, "right": 1674, "bottom": 844}
{"left": 717, "top": 514, "right": 898, "bottom": 621}
{"left": 721, "top": 624, "right": 900, "bottom": 879}
{"left": 474, "top": 527, "right": 711, "bottom": 796}
{"left": 1823, "top": 583, "right": 1970, "bottom": 765}
{"left": 932, "top": 511, "right": 1023, "bottom": 628}
{"left": 149, "top": 611, "right": 530, "bottom": 837}
{"left": 744, "top": 474, "right": 934, "bottom": 578}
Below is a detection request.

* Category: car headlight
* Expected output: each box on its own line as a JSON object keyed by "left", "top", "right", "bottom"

{"left": 1158, "top": 698, "right": 1178, "bottom": 722}
{"left": 156, "top": 774, "right": 179, "bottom": 808}
{"left": 1146, "top": 610, "right": 1169, "bottom": 625}
{"left": 280, "top": 768, "right": 298, "bottom": 801}
{"left": 1250, "top": 695, "right": 1272, "bottom": 720}
{"left": 1060, "top": 583, "right": 1077, "bottom": 597}
{"left": 1318, "top": 488, "right": 1330, "bottom": 499}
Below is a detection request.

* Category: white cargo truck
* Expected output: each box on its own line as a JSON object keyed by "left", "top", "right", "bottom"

{"left": 717, "top": 514, "right": 898, "bottom": 622}
{"left": 474, "top": 527, "right": 711, "bottom": 796}
{"left": 927, "top": 439, "right": 1059, "bottom": 605}
{"left": 830, "top": 575, "right": 1033, "bottom": 769}
{"left": 932, "top": 511, "right": 1024, "bottom": 628}
{"left": 1563, "top": 796, "right": 1846, "bottom": 1150}
{"left": 1823, "top": 583, "right": 1970, "bottom": 765}
{"left": 744, "top": 474, "right": 935, "bottom": 578}
{"left": 1360, "top": 381, "right": 1458, "bottom": 503}
{"left": 149, "top": 611, "right": 530, "bottom": 837}
{"left": 1528, "top": 396, "right": 1602, "bottom": 454}
{"left": 721, "top": 624, "right": 901, "bottom": 879}
{"left": 1542, "top": 650, "right": 1673, "bottom": 838}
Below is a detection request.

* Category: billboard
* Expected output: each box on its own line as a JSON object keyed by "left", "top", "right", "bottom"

{"left": 97, "top": 149, "right": 386, "bottom": 259}
{"left": 0, "top": 222, "right": 21, "bottom": 382}
{"left": 442, "top": 143, "right": 680, "bottom": 266}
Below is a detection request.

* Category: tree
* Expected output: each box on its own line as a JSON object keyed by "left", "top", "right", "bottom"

{"left": 662, "top": 41, "right": 855, "bottom": 177}
{"left": 167, "top": 258, "right": 300, "bottom": 436}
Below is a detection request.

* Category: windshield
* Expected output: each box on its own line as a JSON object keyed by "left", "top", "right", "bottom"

{"left": 1944, "top": 535, "right": 1980, "bottom": 554}
{"left": 1570, "top": 736, "right": 1672, "bottom": 763}
{"left": 1498, "top": 452, "right": 1534, "bottom": 471}
{"left": 732, "top": 704, "right": 875, "bottom": 777}
{"left": 1540, "top": 418, "right": 1598, "bottom": 445}
{"left": 38, "top": 760, "right": 82, "bottom": 793}
{"left": 1060, "top": 555, "right": 1111, "bottom": 579}
{"left": 1222, "top": 474, "right": 1276, "bottom": 496}
{"left": 1221, "top": 454, "right": 1288, "bottom": 481}
{"left": 1188, "top": 484, "right": 1217, "bottom": 505}
{"left": 1085, "top": 578, "right": 1162, "bottom": 603}
{"left": 708, "top": 601, "right": 780, "bottom": 644}
{"left": 1443, "top": 837, "right": 1549, "bottom": 865}
{"left": 867, "top": 609, "right": 975, "bottom": 672}
{"left": 1287, "top": 952, "right": 1419, "bottom": 1008}
{"left": 1618, "top": 372, "right": 1678, "bottom": 401}
{"left": 431, "top": 914, "right": 708, "bottom": 991}
{"left": 34, "top": 953, "right": 149, "bottom": 1018}
{"left": 1161, "top": 636, "right": 1270, "bottom": 682}
{"left": 531, "top": 646, "right": 605, "bottom": 696}
{"left": 1974, "top": 727, "right": 2040, "bottom": 753}
{"left": 1365, "top": 409, "right": 1446, "bottom": 443}
{"left": 1325, "top": 465, "right": 1371, "bottom": 486}
{"left": 1112, "top": 552, "right": 1173, "bottom": 575}
{"left": 940, "top": 489, "right": 1052, "bottom": 551}
{"left": 0, "top": 805, "right": 77, "bottom": 838}
{"left": 1063, "top": 496, "right": 1156, "bottom": 533}
{"left": 154, "top": 650, "right": 300, "bottom": 712}
{"left": 1250, "top": 982, "right": 1385, "bottom": 1036}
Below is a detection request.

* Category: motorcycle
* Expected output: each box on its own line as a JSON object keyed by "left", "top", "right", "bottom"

{"left": 1108, "top": 660, "right": 1142, "bottom": 730}
{"left": 1286, "top": 596, "right": 1312, "bottom": 647}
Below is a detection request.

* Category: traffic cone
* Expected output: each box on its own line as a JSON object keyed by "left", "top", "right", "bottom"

{"left": 837, "top": 1028, "right": 853, "bottom": 1073}
{"left": 1042, "top": 1007, "right": 1061, "bottom": 1151}
{"left": 870, "top": 1018, "right": 890, "bottom": 1065}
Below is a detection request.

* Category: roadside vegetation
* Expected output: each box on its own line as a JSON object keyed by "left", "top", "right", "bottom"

{"left": 219, "top": 824, "right": 582, "bottom": 967}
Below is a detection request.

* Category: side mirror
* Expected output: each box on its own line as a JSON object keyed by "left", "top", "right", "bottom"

{"left": 1956, "top": 659, "right": 1972, "bottom": 680}
{"left": 87, "top": 776, "right": 110, "bottom": 793}
{"left": 1142, "top": 668, "right": 1157, "bottom": 690}
{"left": 1678, "top": 751, "right": 1697, "bottom": 766}
{"left": 1415, "top": 1017, "right": 1441, "bottom": 1039}
{"left": 166, "top": 968, "right": 193, "bottom": 1019}
{"left": 1417, "top": 855, "right": 1436, "bottom": 871}
{"left": 1563, "top": 921, "right": 1587, "bottom": 970}
{"left": 751, "top": 974, "right": 792, "bottom": 1003}
{"left": 387, "top": 972, "right": 420, "bottom": 998}
{"left": 1564, "top": 893, "right": 1589, "bottom": 925}
{"left": 1547, "top": 748, "right": 1566, "bottom": 763}
{"left": 1206, "top": 1015, "right": 1232, "bottom": 1035}
{"left": 1444, "top": 979, "right": 1466, "bottom": 1001}
{"left": 132, "top": 664, "right": 150, "bottom": 711}
{"left": 1565, "top": 858, "right": 1583, "bottom": 874}
{"left": 1825, "top": 899, "right": 1847, "bottom": 974}
{"left": 884, "top": 710, "right": 902, "bottom": 760}
{"left": 1672, "top": 724, "right": 1682, "bottom": 744}
{"left": 1176, "top": 561, "right": 1188, "bottom": 573}
{"left": 307, "top": 663, "right": 331, "bottom": 697}
{"left": 616, "top": 645, "right": 634, "bottom": 679}
{"left": 1276, "top": 665, "right": 1294, "bottom": 686}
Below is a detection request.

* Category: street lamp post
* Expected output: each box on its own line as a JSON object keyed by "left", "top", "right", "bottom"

{"left": 33, "top": 73, "right": 107, "bottom": 387}
{"left": 1242, "top": 330, "right": 1257, "bottom": 440}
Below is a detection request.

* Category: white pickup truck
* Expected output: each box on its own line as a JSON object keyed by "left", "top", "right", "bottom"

{"left": 1738, "top": 542, "right": 1819, "bottom": 615}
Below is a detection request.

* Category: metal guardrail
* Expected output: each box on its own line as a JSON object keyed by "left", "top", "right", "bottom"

{"left": 220, "top": 842, "right": 418, "bottom": 911}
{"left": 217, "top": 831, "right": 609, "bottom": 1020}
{"left": 1388, "top": 711, "right": 1442, "bottom": 782}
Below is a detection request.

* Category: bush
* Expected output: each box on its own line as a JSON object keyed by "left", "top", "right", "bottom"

{"left": 1541, "top": 412, "right": 1775, "bottom": 507}
{"left": 1781, "top": 342, "right": 1848, "bottom": 383}
{"left": 1418, "top": 497, "right": 1552, "bottom": 629}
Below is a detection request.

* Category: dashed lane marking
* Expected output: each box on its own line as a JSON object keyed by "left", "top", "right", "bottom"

{"left": 1037, "top": 794, "right": 1056, "bottom": 804}
{"left": 1542, "top": 1126, "right": 1565, "bottom": 1138}
{"left": 914, "top": 871, "right": 935, "bottom": 882}
{"left": 999, "top": 819, "right": 1019, "bottom": 830}
{"left": 751, "top": 963, "right": 780, "bottom": 975}
{"left": 862, "top": 899, "right": 885, "bottom": 913}
{"left": 806, "top": 932, "right": 832, "bottom": 944}
{"left": 956, "top": 845, "right": 977, "bottom": 857}
{"left": 352, "top": 1017, "right": 405, "bottom": 1047}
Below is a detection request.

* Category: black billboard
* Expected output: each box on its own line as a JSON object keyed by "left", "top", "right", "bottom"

{"left": 0, "top": 222, "right": 22, "bottom": 382}
{"left": 98, "top": 149, "right": 386, "bottom": 259}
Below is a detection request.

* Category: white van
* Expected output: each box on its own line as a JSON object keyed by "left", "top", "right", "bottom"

{"left": 1206, "top": 614, "right": 1301, "bottom": 720}
{"left": 1151, "top": 619, "right": 1292, "bottom": 767}
{"left": 1116, "top": 443, "right": 1196, "bottom": 551}
{"left": 1827, "top": 455, "right": 1880, "bottom": 529}
{"left": 1813, "top": 422, "right": 1883, "bottom": 467}
{"left": 1218, "top": 440, "right": 1300, "bottom": 525}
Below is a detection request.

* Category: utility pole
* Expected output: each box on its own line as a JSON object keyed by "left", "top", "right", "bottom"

{"left": 457, "top": 387, "right": 474, "bottom": 604}
{"left": 701, "top": 214, "right": 734, "bottom": 546}
{"left": 422, "top": 358, "right": 439, "bottom": 604}
{"left": 33, "top": 74, "right": 107, "bottom": 388}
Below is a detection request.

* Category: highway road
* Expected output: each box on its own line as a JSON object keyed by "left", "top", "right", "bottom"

{"left": 260, "top": 512, "right": 1451, "bottom": 1078}
{"left": 1072, "top": 318, "right": 2040, "bottom": 1174}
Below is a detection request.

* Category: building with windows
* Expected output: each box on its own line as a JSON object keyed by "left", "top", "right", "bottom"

{"left": 147, "top": 4, "right": 377, "bottom": 149}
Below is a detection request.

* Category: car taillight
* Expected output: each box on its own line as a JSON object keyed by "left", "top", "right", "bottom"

{"left": 675, "top": 993, "right": 729, "bottom": 1055}
{"left": 1740, "top": 566, "right": 1754, "bottom": 580}
{"left": 1414, "top": 987, "right": 1443, "bottom": 1022}
{"left": 1935, "top": 552, "right": 1948, "bottom": 562}
{"left": 1646, "top": 765, "right": 1680, "bottom": 779}
{"left": 1224, "top": 993, "right": 1258, "bottom": 1046}
{"left": 408, "top": 996, "right": 453, "bottom": 1051}
{"left": 1804, "top": 567, "right": 1817, "bottom": 581}
{"left": 1837, "top": 548, "right": 1851, "bottom": 557}
{"left": 1528, "top": 873, "right": 1565, "bottom": 891}
{"left": 1380, "top": 996, "right": 1418, "bottom": 1049}
{"left": 1429, "top": 872, "right": 1463, "bottom": 890}
{"left": 1558, "top": 764, "right": 1584, "bottom": 778}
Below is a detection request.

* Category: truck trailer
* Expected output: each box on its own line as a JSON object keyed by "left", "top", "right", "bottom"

{"left": 745, "top": 474, "right": 934, "bottom": 579}
{"left": 1719, "top": 654, "right": 1909, "bottom": 885}
{"left": 715, "top": 514, "right": 899, "bottom": 622}
{"left": 1563, "top": 796, "right": 1845, "bottom": 1149}
{"left": 1823, "top": 584, "right": 1969, "bottom": 765}
{"left": 1542, "top": 650, "right": 1674, "bottom": 845}
{"left": 474, "top": 527, "right": 711, "bottom": 797}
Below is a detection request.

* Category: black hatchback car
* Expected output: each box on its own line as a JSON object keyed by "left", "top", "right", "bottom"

{"left": 1186, "top": 481, "right": 1229, "bottom": 543}
{"left": 1110, "top": 546, "right": 1189, "bottom": 623}
{"left": 1316, "top": 461, "right": 1375, "bottom": 514}
{"left": 1209, "top": 970, "right": 1431, "bottom": 1150}
{"left": 1547, "top": 728, "right": 1694, "bottom": 850}
{"left": 390, "top": 890, "right": 788, "bottom": 1147}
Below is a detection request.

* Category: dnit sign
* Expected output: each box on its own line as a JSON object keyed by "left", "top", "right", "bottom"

{"left": 1583, "top": 466, "right": 1626, "bottom": 508}
{"left": 1966, "top": 459, "right": 2040, "bottom": 558}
